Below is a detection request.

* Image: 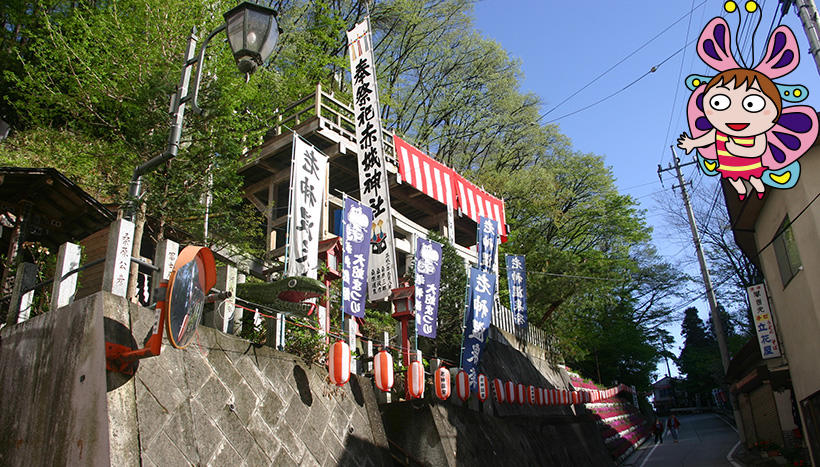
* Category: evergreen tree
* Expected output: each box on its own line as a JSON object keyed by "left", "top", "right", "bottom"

{"left": 677, "top": 307, "right": 723, "bottom": 404}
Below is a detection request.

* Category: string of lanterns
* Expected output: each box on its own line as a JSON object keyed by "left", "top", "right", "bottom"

{"left": 327, "top": 339, "right": 634, "bottom": 404}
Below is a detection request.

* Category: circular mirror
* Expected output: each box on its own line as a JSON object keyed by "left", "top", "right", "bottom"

{"left": 165, "top": 246, "right": 216, "bottom": 349}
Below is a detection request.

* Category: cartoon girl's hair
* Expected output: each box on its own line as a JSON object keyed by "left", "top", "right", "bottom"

{"left": 704, "top": 69, "right": 782, "bottom": 119}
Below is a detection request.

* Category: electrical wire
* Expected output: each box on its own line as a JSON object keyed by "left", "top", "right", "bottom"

{"left": 538, "top": 0, "right": 709, "bottom": 122}
{"left": 546, "top": 38, "right": 699, "bottom": 124}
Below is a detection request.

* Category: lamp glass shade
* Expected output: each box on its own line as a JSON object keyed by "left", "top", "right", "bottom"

{"left": 223, "top": 2, "right": 280, "bottom": 74}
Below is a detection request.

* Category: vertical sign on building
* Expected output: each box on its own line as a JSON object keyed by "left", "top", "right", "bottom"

{"left": 477, "top": 216, "right": 498, "bottom": 272}
{"left": 342, "top": 198, "right": 373, "bottom": 318}
{"left": 415, "top": 237, "right": 442, "bottom": 338}
{"left": 746, "top": 284, "right": 781, "bottom": 359}
{"left": 505, "top": 254, "right": 528, "bottom": 327}
{"left": 286, "top": 136, "right": 328, "bottom": 279}
{"left": 460, "top": 267, "right": 496, "bottom": 390}
{"left": 347, "top": 18, "right": 398, "bottom": 300}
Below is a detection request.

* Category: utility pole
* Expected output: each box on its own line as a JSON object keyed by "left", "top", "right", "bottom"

{"left": 793, "top": 0, "right": 820, "bottom": 76}
{"left": 659, "top": 146, "right": 743, "bottom": 439}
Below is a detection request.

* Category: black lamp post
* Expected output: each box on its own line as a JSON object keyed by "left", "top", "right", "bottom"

{"left": 126, "top": 2, "right": 282, "bottom": 219}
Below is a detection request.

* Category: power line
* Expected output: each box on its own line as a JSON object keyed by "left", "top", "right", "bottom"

{"left": 537, "top": 0, "right": 709, "bottom": 122}
{"left": 546, "top": 38, "right": 698, "bottom": 124}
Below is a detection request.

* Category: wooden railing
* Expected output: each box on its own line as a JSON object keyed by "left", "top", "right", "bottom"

{"left": 269, "top": 83, "right": 396, "bottom": 164}
{"left": 491, "top": 299, "right": 555, "bottom": 353}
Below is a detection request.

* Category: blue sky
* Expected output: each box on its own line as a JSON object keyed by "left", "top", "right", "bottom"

{"left": 472, "top": 0, "right": 820, "bottom": 379}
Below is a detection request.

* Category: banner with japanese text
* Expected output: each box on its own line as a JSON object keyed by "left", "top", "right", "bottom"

{"left": 286, "top": 136, "right": 327, "bottom": 279}
{"left": 342, "top": 198, "right": 373, "bottom": 318}
{"left": 477, "top": 216, "right": 498, "bottom": 272}
{"left": 746, "top": 284, "right": 781, "bottom": 359}
{"left": 460, "top": 267, "right": 496, "bottom": 390}
{"left": 347, "top": 18, "right": 398, "bottom": 300}
{"left": 415, "top": 237, "right": 442, "bottom": 338}
{"left": 505, "top": 254, "right": 528, "bottom": 327}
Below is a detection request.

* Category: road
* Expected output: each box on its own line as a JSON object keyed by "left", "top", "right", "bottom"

{"left": 624, "top": 413, "right": 743, "bottom": 467}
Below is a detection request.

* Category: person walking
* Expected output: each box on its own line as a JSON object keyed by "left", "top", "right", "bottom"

{"left": 667, "top": 414, "right": 681, "bottom": 443}
{"left": 653, "top": 419, "right": 664, "bottom": 444}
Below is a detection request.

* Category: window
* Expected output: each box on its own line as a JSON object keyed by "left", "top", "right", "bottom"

{"left": 772, "top": 215, "right": 802, "bottom": 287}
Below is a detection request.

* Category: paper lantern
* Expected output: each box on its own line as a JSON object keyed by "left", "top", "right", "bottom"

{"left": 328, "top": 340, "right": 350, "bottom": 387}
{"left": 571, "top": 391, "right": 580, "bottom": 404}
{"left": 477, "top": 374, "right": 489, "bottom": 402}
{"left": 493, "top": 378, "right": 505, "bottom": 403}
{"left": 551, "top": 389, "right": 559, "bottom": 405}
{"left": 528, "top": 385, "right": 536, "bottom": 405}
{"left": 373, "top": 349, "right": 393, "bottom": 392}
{"left": 505, "top": 381, "right": 516, "bottom": 404}
{"left": 516, "top": 383, "right": 526, "bottom": 406}
{"left": 456, "top": 370, "right": 471, "bottom": 401}
{"left": 408, "top": 360, "right": 425, "bottom": 399}
{"left": 536, "top": 387, "right": 545, "bottom": 406}
{"left": 434, "top": 366, "right": 451, "bottom": 400}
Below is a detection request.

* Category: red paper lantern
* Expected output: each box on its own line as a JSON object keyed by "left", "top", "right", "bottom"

{"left": 493, "top": 378, "right": 505, "bottom": 403}
{"left": 571, "top": 391, "right": 579, "bottom": 404}
{"left": 477, "top": 374, "right": 489, "bottom": 402}
{"left": 434, "top": 366, "right": 451, "bottom": 400}
{"left": 536, "top": 387, "right": 544, "bottom": 406}
{"left": 505, "top": 381, "right": 516, "bottom": 404}
{"left": 408, "top": 360, "right": 425, "bottom": 399}
{"left": 516, "top": 383, "right": 526, "bottom": 406}
{"left": 550, "top": 389, "right": 558, "bottom": 405}
{"left": 528, "top": 385, "right": 536, "bottom": 405}
{"left": 456, "top": 370, "right": 471, "bottom": 401}
{"left": 373, "top": 349, "right": 393, "bottom": 392}
{"left": 328, "top": 340, "right": 351, "bottom": 387}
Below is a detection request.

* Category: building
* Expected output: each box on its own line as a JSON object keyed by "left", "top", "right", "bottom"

{"left": 725, "top": 135, "right": 820, "bottom": 461}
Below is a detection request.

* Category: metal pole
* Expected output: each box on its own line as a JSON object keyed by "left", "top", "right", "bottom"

{"left": 795, "top": 0, "right": 820, "bottom": 76}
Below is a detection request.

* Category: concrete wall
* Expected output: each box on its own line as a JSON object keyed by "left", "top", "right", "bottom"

{"left": 0, "top": 294, "right": 110, "bottom": 466}
{"left": 381, "top": 327, "right": 614, "bottom": 466}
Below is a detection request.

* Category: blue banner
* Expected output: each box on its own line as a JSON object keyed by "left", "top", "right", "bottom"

{"left": 460, "top": 267, "right": 496, "bottom": 390}
{"left": 477, "top": 217, "right": 498, "bottom": 272}
{"left": 342, "top": 198, "right": 373, "bottom": 318}
{"left": 505, "top": 254, "right": 528, "bottom": 327}
{"left": 415, "top": 238, "right": 443, "bottom": 338}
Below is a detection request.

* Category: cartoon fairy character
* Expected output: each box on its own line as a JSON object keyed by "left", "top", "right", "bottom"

{"left": 677, "top": 1, "right": 818, "bottom": 200}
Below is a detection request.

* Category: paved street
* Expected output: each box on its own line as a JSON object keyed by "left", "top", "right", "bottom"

{"left": 625, "top": 413, "right": 742, "bottom": 467}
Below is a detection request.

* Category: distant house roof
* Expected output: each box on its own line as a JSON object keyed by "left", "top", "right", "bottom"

{"left": 0, "top": 167, "right": 115, "bottom": 247}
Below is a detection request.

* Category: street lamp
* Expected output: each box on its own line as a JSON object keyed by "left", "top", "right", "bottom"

{"left": 126, "top": 2, "right": 282, "bottom": 219}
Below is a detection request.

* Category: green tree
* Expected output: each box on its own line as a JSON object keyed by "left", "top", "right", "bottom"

{"left": 677, "top": 307, "right": 723, "bottom": 402}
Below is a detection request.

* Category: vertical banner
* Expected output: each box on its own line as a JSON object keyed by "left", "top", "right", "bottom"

{"left": 286, "top": 136, "right": 328, "bottom": 278}
{"left": 477, "top": 216, "right": 498, "bottom": 272}
{"left": 342, "top": 198, "right": 373, "bottom": 318}
{"left": 347, "top": 18, "right": 398, "bottom": 300}
{"left": 415, "top": 238, "right": 443, "bottom": 338}
{"left": 505, "top": 254, "right": 528, "bottom": 327}
{"left": 746, "top": 284, "right": 781, "bottom": 359}
{"left": 460, "top": 267, "right": 496, "bottom": 390}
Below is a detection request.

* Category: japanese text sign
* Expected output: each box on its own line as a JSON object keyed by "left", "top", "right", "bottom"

{"left": 347, "top": 18, "right": 398, "bottom": 300}
{"left": 460, "top": 267, "right": 496, "bottom": 390}
{"left": 746, "top": 284, "right": 781, "bottom": 359}
{"left": 342, "top": 198, "right": 373, "bottom": 318}
{"left": 505, "top": 254, "right": 527, "bottom": 327}
{"left": 286, "top": 136, "right": 327, "bottom": 279}
{"left": 415, "top": 238, "right": 442, "bottom": 338}
{"left": 477, "top": 216, "right": 498, "bottom": 273}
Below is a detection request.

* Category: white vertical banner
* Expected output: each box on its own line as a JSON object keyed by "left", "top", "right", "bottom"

{"left": 746, "top": 284, "right": 782, "bottom": 359}
{"left": 286, "top": 136, "right": 327, "bottom": 279}
{"left": 347, "top": 18, "right": 399, "bottom": 300}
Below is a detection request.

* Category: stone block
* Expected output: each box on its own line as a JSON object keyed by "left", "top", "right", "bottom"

{"left": 143, "top": 431, "right": 190, "bottom": 467}
{"left": 189, "top": 399, "right": 226, "bottom": 463}
{"left": 196, "top": 376, "right": 231, "bottom": 421}
{"left": 207, "top": 347, "right": 244, "bottom": 388}
{"left": 283, "top": 393, "right": 311, "bottom": 433}
{"left": 272, "top": 449, "right": 299, "bottom": 467}
{"left": 258, "top": 391, "right": 286, "bottom": 429}
{"left": 135, "top": 357, "right": 185, "bottom": 415}
{"left": 299, "top": 451, "right": 321, "bottom": 467}
{"left": 299, "top": 401, "right": 330, "bottom": 462}
{"left": 322, "top": 424, "right": 346, "bottom": 464}
{"left": 218, "top": 410, "right": 257, "bottom": 457}
{"left": 328, "top": 403, "right": 351, "bottom": 443}
{"left": 230, "top": 378, "right": 259, "bottom": 425}
{"left": 208, "top": 438, "right": 241, "bottom": 466}
{"left": 274, "top": 422, "right": 307, "bottom": 460}
{"left": 243, "top": 444, "right": 271, "bottom": 467}
{"left": 135, "top": 379, "right": 171, "bottom": 449}
{"left": 247, "top": 411, "right": 281, "bottom": 460}
{"left": 235, "top": 355, "right": 272, "bottom": 397}
{"left": 161, "top": 400, "right": 200, "bottom": 464}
